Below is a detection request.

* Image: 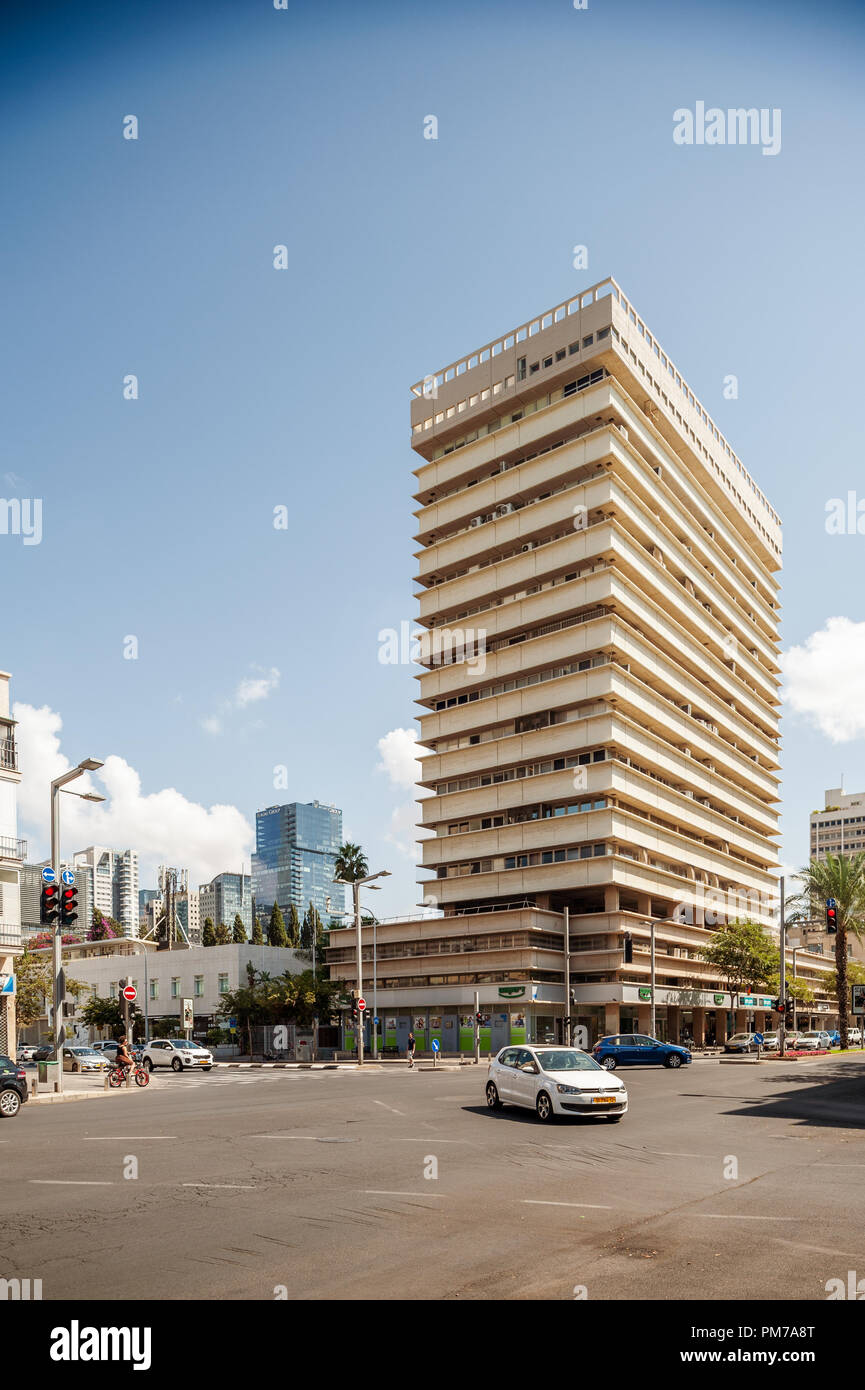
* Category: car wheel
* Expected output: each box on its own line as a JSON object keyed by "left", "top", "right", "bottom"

{"left": 535, "top": 1091, "right": 555, "bottom": 1122}
{"left": 143, "top": 1057, "right": 154, "bottom": 1072}
{"left": 665, "top": 1054, "right": 683, "bottom": 1069}
{"left": 202, "top": 1066, "right": 212, "bottom": 1072}
{"left": 601, "top": 1056, "right": 617, "bottom": 1070}
{"left": 171, "top": 1057, "right": 183, "bottom": 1072}
{"left": 486, "top": 1081, "right": 502, "bottom": 1110}
{"left": 0, "top": 1089, "right": 21, "bottom": 1118}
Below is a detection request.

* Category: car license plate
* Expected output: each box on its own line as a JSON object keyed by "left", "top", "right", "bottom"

{"left": 592, "top": 1095, "right": 616, "bottom": 1104}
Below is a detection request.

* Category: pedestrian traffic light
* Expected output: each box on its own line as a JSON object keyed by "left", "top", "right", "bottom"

{"left": 60, "top": 885, "right": 78, "bottom": 927}
{"left": 475, "top": 1012, "right": 483, "bottom": 1025}
{"left": 40, "top": 882, "right": 60, "bottom": 925}
{"left": 623, "top": 933, "right": 633, "bottom": 964}
{"left": 826, "top": 900, "right": 838, "bottom": 934}
{"left": 774, "top": 998, "right": 785, "bottom": 1015}
{"left": 784, "top": 998, "right": 794, "bottom": 1029}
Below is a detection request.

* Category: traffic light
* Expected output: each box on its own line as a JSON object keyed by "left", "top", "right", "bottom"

{"left": 60, "top": 885, "right": 78, "bottom": 927}
{"left": 623, "top": 933, "right": 633, "bottom": 964}
{"left": 785, "top": 998, "right": 794, "bottom": 1029}
{"left": 40, "top": 882, "right": 60, "bottom": 926}
{"left": 774, "top": 998, "right": 785, "bottom": 1016}
{"left": 475, "top": 1012, "right": 483, "bottom": 1025}
{"left": 826, "top": 899, "right": 838, "bottom": 934}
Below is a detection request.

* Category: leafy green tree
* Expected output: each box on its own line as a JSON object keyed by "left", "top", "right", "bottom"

{"left": 268, "top": 903, "right": 288, "bottom": 948}
{"left": 287, "top": 903, "right": 301, "bottom": 948}
{"left": 79, "top": 996, "right": 144, "bottom": 1040}
{"left": 215, "top": 921, "right": 231, "bottom": 945}
{"left": 14, "top": 947, "right": 52, "bottom": 1034}
{"left": 301, "top": 901, "right": 324, "bottom": 951}
{"left": 697, "top": 920, "right": 779, "bottom": 1011}
{"left": 788, "top": 853, "right": 865, "bottom": 1046}
{"left": 202, "top": 917, "right": 216, "bottom": 947}
{"left": 251, "top": 917, "right": 264, "bottom": 945}
{"left": 232, "top": 913, "right": 247, "bottom": 943}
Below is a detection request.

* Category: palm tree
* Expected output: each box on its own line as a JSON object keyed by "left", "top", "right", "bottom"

{"left": 333, "top": 843, "right": 368, "bottom": 883}
{"left": 788, "top": 853, "right": 865, "bottom": 1046}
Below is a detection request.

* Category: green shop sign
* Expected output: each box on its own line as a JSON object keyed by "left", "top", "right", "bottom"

{"left": 713, "top": 994, "right": 726, "bottom": 1005}
{"left": 638, "top": 987, "right": 652, "bottom": 1001}
{"left": 498, "top": 986, "right": 525, "bottom": 998}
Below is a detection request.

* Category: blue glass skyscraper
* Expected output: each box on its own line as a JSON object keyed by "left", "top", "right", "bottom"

{"left": 251, "top": 801, "right": 344, "bottom": 926}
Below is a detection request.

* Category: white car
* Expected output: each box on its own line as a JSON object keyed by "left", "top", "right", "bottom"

{"left": 142, "top": 1039, "right": 213, "bottom": 1073}
{"left": 17, "top": 1046, "right": 37, "bottom": 1064}
{"left": 847, "top": 1027, "right": 862, "bottom": 1045}
{"left": 795, "top": 1031, "right": 831, "bottom": 1051}
{"left": 486, "top": 1045, "right": 627, "bottom": 1123}
{"left": 62, "top": 1046, "right": 110, "bottom": 1073}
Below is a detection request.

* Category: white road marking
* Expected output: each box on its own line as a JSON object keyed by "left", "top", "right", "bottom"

{"left": 696, "top": 1214, "right": 795, "bottom": 1221}
{"left": 812, "top": 1163, "right": 865, "bottom": 1168}
{"left": 522, "top": 1200, "right": 612, "bottom": 1209}
{"left": 644, "top": 1150, "right": 705, "bottom": 1158}
{"left": 30, "top": 1180, "right": 114, "bottom": 1186}
{"left": 362, "top": 1190, "right": 442, "bottom": 1197}
{"left": 371, "top": 1100, "right": 405, "bottom": 1115}
{"left": 773, "top": 1238, "right": 865, "bottom": 1258}
{"left": 83, "top": 1136, "right": 177, "bottom": 1141}
{"left": 181, "top": 1183, "right": 255, "bottom": 1190}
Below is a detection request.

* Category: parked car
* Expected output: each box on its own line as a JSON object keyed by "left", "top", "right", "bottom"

{"left": 17, "top": 1046, "right": 37, "bottom": 1064}
{"left": 591, "top": 1034, "right": 692, "bottom": 1069}
{"left": 827, "top": 1030, "right": 841, "bottom": 1047}
{"left": 31, "top": 1045, "right": 54, "bottom": 1063}
{"left": 142, "top": 1039, "right": 213, "bottom": 1073}
{"left": 795, "top": 1030, "right": 832, "bottom": 1051}
{"left": 486, "top": 1045, "right": 627, "bottom": 1122}
{"left": 62, "top": 1046, "right": 110, "bottom": 1073}
{"left": 723, "top": 1032, "right": 762, "bottom": 1054}
{"left": 0, "top": 1055, "right": 28, "bottom": 1118}
{"left": 847, "top": 1028, "right": 863, "bottom": 1045}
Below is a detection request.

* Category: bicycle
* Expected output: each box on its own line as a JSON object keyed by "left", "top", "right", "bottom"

{"left": 108, "top": 1061, "right": 150, "bottom": 1089}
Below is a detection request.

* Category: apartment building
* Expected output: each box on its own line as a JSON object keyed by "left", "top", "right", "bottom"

{"left": 806, "top": 787, "right": 865, "bottom": 967}
{"left": 328, "top": 278, "right": 834, "bottom": 1050}
{"left": 73, "top": 845, "right": 139, "bottom": 936}
{"left": 199, "top": 872, "right": 252, "bottom": 936}
{"left": 0, "top": 671, "right": 24, "bottom": 1053}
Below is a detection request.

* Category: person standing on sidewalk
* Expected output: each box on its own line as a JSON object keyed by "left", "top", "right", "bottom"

{"left": 406, "top": 1031, "right": 416, "bottom": 1068}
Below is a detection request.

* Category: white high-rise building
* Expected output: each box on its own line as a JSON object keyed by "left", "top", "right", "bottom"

{"left": 73, "top": 845, "right": 139, "bottom": 937}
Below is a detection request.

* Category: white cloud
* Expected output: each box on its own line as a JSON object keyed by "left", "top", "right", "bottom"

{"left": 235, "top": 667, "right": 280, "bottom": 708}
{"left": 201, "top": 715, "right": 223, "bottom": 736}
{"left": 384, "top": 800, "right": 421, "bottom": 861}
{"left": 782, "top": 617, "right": 865, "bottom": 742}
{"left": 376, "top": 727, "right": 425, "bottom": 790}
{"left": 14, "top": 702, "right": 253, "bottom": 888}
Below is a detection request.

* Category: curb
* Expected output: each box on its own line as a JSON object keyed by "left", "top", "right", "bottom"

{"left": 29, "top": 1089, "right": 139, "bottom": 1105}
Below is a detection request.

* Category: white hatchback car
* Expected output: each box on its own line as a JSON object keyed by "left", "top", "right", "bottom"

{"left": 142, "top": 1039, "right": 213, "bottom": 1072}
{"left": 486, "top": 1045, "right": 628, "bottom": 1122}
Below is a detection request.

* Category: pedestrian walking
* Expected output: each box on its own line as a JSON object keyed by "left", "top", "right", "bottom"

{"left": 407, "top": 1030, "right": 416, "bottom": 1068}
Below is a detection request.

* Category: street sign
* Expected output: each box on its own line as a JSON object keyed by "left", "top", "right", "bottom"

{"left": 754, "top": 1032, "right": 764, "bottom": 1045}
{"left": 358, "top": 998, "right": 366, "bottom": 1011}
{"left": 41, "top": 867, "right": 56, "bottom": 883}
{"left": 0, "top": 974, "right": 15, "bottom": 996}
{"left": 122, "top": 985, "right": 137, "bottom": 1002}
{"left": 374, "top": 1017, "right": 380, "bottom": 1025}
{"left": 61, "top": 869, "right": 75, "bottom": 886}
{"left": 431, "top": 1038, "right": 440, "bottom": 1052}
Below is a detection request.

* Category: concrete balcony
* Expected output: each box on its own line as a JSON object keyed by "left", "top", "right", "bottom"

{"left": 0, "top": 836, "right": 26, "bottom": 863}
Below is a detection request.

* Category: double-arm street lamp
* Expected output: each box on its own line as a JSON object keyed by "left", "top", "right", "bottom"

{"left": 51, "top": 760, "right": 105, "bottom": 1091}
{"left": 332, "top": 869, "right": 391, "bottom": 1064}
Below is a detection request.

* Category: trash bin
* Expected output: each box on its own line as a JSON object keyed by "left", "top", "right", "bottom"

{"left": 38, "top": 1061, "right": 59, "bottom": 1085}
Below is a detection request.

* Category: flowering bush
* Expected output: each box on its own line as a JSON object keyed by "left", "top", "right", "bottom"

{"left": 88, "top": 915, "right": 119, "bottom": 941}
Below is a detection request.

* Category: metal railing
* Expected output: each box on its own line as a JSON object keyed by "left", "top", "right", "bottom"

{"left": 0, "top": 836, "right": 26, "bottom": 861}
{"left": 0, "top": 740, "right": 17, "bottom": 772}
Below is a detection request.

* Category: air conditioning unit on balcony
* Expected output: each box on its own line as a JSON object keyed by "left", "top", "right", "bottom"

{"left": 521, "top": 542, "right": 536, "bottom": 552}
{"left": 470, "top": 516, "right": 484, "bottom": 528}
{"left": 497, "top": 503, "right": 514, "bottom": 517}
{"left": 499, "top": 460, "right": 509, "bottom": 472}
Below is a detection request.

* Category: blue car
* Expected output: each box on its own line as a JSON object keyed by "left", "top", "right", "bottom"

{"left": 827, "top": 1030, "right": 841, "bottom": 1047}
{"left": 591, "top": 1033, "right": 692, "bottom": 1070}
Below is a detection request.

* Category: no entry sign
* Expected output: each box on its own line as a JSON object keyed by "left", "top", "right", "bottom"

{"left": 122, "top": 985, "right": 137, "bottom": 1002}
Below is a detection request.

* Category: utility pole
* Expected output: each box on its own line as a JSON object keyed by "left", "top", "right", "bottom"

{"left": 779, "top": 876, "right": 787, "bottom": 1057}
{"left": 563, "top": 906, "right": 571, "bottom": 1046}
{"left": 474, "top": 989, "right": 480, "bottom": 1064}
{"left": 650, "top": 920, "right": 657, "bottom": 1040}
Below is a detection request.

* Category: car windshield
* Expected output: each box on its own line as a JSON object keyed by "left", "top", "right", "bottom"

{"left": 728, "top": 1034, "right": 752, "bottom": 1043}
{"left": 534, "top": 1050, "right": 601, "bottom": 1072}
{"left": 171, "top": 1040, "right": 202, "bottom": 1049}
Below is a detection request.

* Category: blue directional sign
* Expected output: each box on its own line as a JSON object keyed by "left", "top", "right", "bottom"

{"left": 0, "top": 974, "right": 15, "bottom": 995}
{"left": 374, "top": 1017, "right": 380, "bottom": 1025}
{"left": 61, "top": 868, "right": 75, "bottom": 886}
{"left": 41, "top": 867, "right": 56, "bottom": 884}
{"left": 754, "top": 1032, "right": 764, "bottom": 1045}
{"left": 431, "top": 1038, "right": 440, "bottom": 1052}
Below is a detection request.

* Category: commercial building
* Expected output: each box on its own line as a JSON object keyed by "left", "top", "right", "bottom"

{"left": 328, "top": 277, "right": 835, "bottom": 1050}
{"left": 0, "top": 671, "right": 24, "bottom": 1053}
{"left": 17, "top": 936, "right": 310, "bottom": 1044}
{"left": 73, "top": 845, "right": 139, "bottom": 937}
{"left": 252, "top": 801, "right": 343, "bottom": 926}
{"left": 199, "top": 872, "right": 252, "bottom": 936}
{"left": 810, "top": 787, "right": 865, "bottom": 861}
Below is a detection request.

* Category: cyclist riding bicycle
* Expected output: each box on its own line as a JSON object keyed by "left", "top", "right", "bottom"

{"left": 114, "top": 1035, "right": 134, "bottom": 1076}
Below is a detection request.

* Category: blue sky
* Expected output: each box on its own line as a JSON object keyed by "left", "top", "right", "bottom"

{"left": 2, "top": 0, "right": 865, "bottom": 915}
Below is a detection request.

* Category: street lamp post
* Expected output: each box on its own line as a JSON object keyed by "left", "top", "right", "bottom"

{"left": 332, "top": 869, "right": 390, "bottom": 1065}
{"left": 50, "top": 760, "right": 104, "bottom": 1092}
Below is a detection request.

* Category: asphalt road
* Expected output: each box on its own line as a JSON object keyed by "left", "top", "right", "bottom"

{"left": 4, "top": 1055, "right": 865, "bottom": 1301}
